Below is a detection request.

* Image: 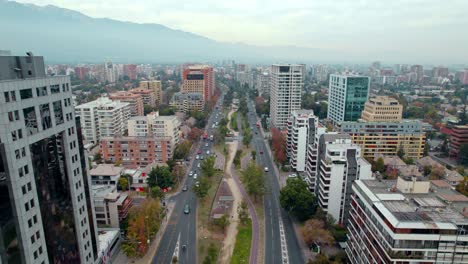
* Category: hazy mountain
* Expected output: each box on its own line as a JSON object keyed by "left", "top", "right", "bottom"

{"left": 0, "top": 0, "right": 336, "bottom": 64}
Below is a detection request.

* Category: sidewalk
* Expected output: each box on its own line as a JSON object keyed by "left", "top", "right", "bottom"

{"left": 113, "top": 201, "right": 175, "bottom": 264}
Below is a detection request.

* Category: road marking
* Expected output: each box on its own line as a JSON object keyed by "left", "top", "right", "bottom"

{"left": 172, "top": 233, "right": 181, "bottom": 264}
{"left": 279, "top": 219, "right": 289, "bottom": 264}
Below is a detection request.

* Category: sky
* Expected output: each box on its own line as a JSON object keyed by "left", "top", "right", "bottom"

{"left": 13, "top": 0, "right": 468, "bottom": 63}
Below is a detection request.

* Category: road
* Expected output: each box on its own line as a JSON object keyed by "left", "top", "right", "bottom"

{"left": 246, "top": 100, "right": 304, "bottom": 264}
{"left": 152, "top": 95, "right": 224, "bottom": 264}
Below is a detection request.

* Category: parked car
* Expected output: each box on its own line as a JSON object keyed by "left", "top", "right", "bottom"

{"left": 189, "top": 171, "right": 194, "bottom": 176}
{"left": 196, "top": 155, "right": 200, "bottom": 160}
{"left": 193, "top": 174, "right": 198, "bottom": 179}
{"left": 184, "top": 204, "right": 190, "bottom": 214}
{"left": 288, "top": 174, "right": 297, "bottom": 178}
{"left": 197, "top": 149, "right": 202, "bottom": 154}
{"left": 182, "top": 185, "right": 188, "bottom": 191}
{"left": 264, "top": 167, "right": 269, "bottom": 172}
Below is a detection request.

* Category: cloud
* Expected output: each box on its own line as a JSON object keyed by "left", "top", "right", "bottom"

{"left": 11, "top": 0, "right": 468, "bottom": 63}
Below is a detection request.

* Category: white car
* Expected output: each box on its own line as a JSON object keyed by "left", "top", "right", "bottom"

{"left": 189, "top": 171, "right": 194, "bottom": 176}
{"left": 264, "top": 167, "right": 269, "bottom": 172}
{"left": 288, "top": 174, "right": 297, "bottom": 178}
{"left": 205, "top": 143, "right": 209, "bottom": 147}
{"left": 196, "top": 155, "right": 200, "bottom": 160}
{"left": 206, "top": 150, "right": 210, "bottom": 155}
{"left": 193, "top": 174, "right": 198, "bottom": 179}
{"left": 197, "top": 163, "right": 201, "bottom": 168}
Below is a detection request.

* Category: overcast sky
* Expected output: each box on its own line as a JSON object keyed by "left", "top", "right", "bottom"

{"left": 14, "top": 0, "right": 468, "bottom": 64}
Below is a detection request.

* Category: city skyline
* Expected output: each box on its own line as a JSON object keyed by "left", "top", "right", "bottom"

{"left": 8, "top": 0, "right": 468, "bottom": 64}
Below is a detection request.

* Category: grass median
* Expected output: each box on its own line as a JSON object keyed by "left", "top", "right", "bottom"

{"left": 230, "top": 218, "right": 252, "bottom": 264}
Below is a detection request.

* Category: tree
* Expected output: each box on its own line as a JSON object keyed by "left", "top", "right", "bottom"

{"left": 397, "top": 145, "right": 405, "bottom": 159}
{"left": 238, "top": 201, "right": 249, "bottom": 225}
{"left": 147, "top": 166, "right": 174, "bottom": 189}
{"left": 119, "top": 177, "right": 129, "bottom": 191}
{"left": 173, "top": 140, "right": 192, "bottom": 160}
{"left": 193, "top": 177, "right": 210, "bottom": 199}
{"left": 374, "top": 157, "right": 385, "bottom": 173}
{"left": 202, "top": 243, "right": 218, "bottom": 264}
{"left": 301, "top": 219, "right": 335, "bottom": 247}
{"left": 233, "top": 150, "right": 242, "bottom": 168}
{"left": 429, "top": 166, "right": 445, "bottom": 180}
{"left": 251, "top": 150, "right": 256, "bottom": 161}
{"left": 308, "top": 254, "right": 331, "bottom": 264}
{"left": 240, "top": 161, "right": 266, "bottom": 200}
{"left": 213, "top": 214, "right": 230, "bottom": 232}
{"left": 271, "top": 127, "right": 287, "bottom": 164}
{"left": 242, "top": 128, "right": 252, "bottom": 147}
{"left": 144, "top": 105, "right": 156, "bottom": 115}
{"left": 280, "top": 178, "right": 316, "bottom": 221}
{"left": 150, "top": 186, "right": 165, "bottom": 199}
{"left": 459, "top": 144, "right": 468, "bottom": 166}
{"left": 188, "top": 127, "right": 203, "bottom": 141}
{"left": 423, "top": 165, "right": 432, "bottom": 177}
{"left": 201, "top": 156, "right": 216, "bottom": 177}
{"left": 456, "top": 176, "right": 468, "bottom": 196}
{"left": 94, "top": 153, "right": 102, "bottom": 163}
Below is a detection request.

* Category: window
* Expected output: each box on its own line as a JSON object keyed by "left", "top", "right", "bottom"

{"left": 18, "top": 167, "right": 23, "bottom": 177}
{"left": 23, "top": 107, "right": 38, "bottom": 135}
{"left": 33, "top": 215, "right": 37, "bottom": 224}
{"left": 53, "top": 101, "right": 64, "bottom": 125}
{"left": 4, "top": 91, "right": 10, "bottom": 102}
{"left": 22, "top": 185, "right": 27, "bottom": 194}
{"left": 15, "top": 149, "right": 20, "bottom": 159}
{"left": 40, "top": 104, "right": 52, "bottom": 130}
{"left": 11, "top": 91, "right": 16, "bottom": 101}
{"left": 25, "top": 202, "right": 29, "bottom": 211}
{"left": 36, "top": 86, "right": 47, "bottom": 97}
{"left": 24, "top": 165, "right": 29, "bottom": 175}
{"left": 20, "top": 88, "right": 33, "bottom": 100}
{"left": 22, "top": 147, "right": 26, "bottom": 157}
{"left": 27, "top": 182, "right": 32, "bottom": 191}
{"left": 33, "top": 251, "right": 38, "bottom": 259}
{"left": 50, "top": 84, "right": 60, "bottom": 94}
{"left": 28, "top": 219, "right": 33, "bottom": 228}
{"left": 31, "top": 235, "right": 35, "bottom": 244}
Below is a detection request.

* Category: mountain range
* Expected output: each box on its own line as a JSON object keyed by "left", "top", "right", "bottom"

{"left": 0, "top": 0, "right": 339, "bottom": 64}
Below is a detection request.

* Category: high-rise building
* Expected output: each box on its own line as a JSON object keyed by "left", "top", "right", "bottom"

{"left": 123, "top": 64, "right": 137, "bottom": 80}
{"left": 411, "top": 64, "right": 424, "bottom": 83}
{"left": 104, "top": 61, "right": 117, "bottom": 83}
{"left": 304, "top": 123, "right": 327, "bottom": 191}
{"left": 109, "top": 91, "right": 144, "bottom": 116}
{"left": 270, "top": 64, "right": 304, "bottom": 129}
{"left": 314, "top": 134, "right": 372, "bottom": 223}
{"left": 129, "top": 87, "right": 156, "bottom": 108}
{"left": 0, "top": 53, "right": 99, "bottom": 263}
{"left": 182, "top": 65, "right": 215, "bottom": 102}
{"left": 286, "top": 110, "right": 318, "bottom": 172}
{"left": 449, "top": 125, "right": 468, "bottom": 158}
{"left": 340, "top": 120, "right": 426, "bottom": 160}
{"left": 361, "top": 96, "right": 403, "bottom": 122}
{"left": 348, "top": 178, "right": 468, "bottom": 264}
{"left": 256, "top": 72, "right": 270, "bottom": 97}
{"left": 327, "top": 74, "right": 370, "bottom": 125}
{"left": 75, "top": 97, "right": 131, "bottom": 144}
{"left": 170, "top": 92, "right": 204, "bottom": 113}
{"left": 432, "top": 66, "right": 449, "bottom": 78}
{"left": 456, "top": 69, "right": 468, "bottom": 85}
{"left": 139, "top": 80, "right": 162, "bottom": 106}
{"left": 74, "top": 66, "right": 90, "bottom": 80}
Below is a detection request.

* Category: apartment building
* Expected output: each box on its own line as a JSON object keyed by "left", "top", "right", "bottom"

{"left": 129, "top": 87, "right": 156, "bottom": 107}
{"left": 170, "top": 92, "right": 204, "bottom": 113}
{"left": 0, "top": 54, "right": 99, "bottom": 263}
{"left": 256, "top": 72, "right": 270, "bottom": 97}
{"left": 340, "top": 120, "right": 426, "bottom": 160}
{"left": 304, "top": 125, "right": 327, "bottom": 191}
{"left": 449, "top": 125, "right": 468, "bottom": 158}
{"left": 109, "top": 91, "right": 144, "bottom": 116}
{"left": 127, "top": 116, "right": 152, "bottom": 137}
{"left": 286, "top": 110, "right": 318, "bottom": 172}
{"left": 139, "top": 80, "right": 162, "bottom": 106}
{"left": 361, "top": 96, "right": 403, "bottom": 122}
{"left": 348, "top": 178, "right": 468, "bottom": 263}
{"left": 92, "top": 185, "right": 132, "bottom": 228}
{"left": 315, "top": 134, "right": 372, "bottom": 224}
{"left": 327, "top": 74, "right": 370, "bottom": 125}
{"left": 89, "top": 164, "right": 124, "bottom": 186}
{"left": 100, "top": 136, "right": 171, "bottom": 168}
{"left": 76, "top": 97, "right": 131, "bottom": 144}
{"left": 182, "top": 65, "right": 214, "bottom": 101}
{"left": 270, "top": 64, "right": 304, "bottom": 129}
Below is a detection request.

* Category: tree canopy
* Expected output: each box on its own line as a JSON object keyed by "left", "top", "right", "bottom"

{"left": 147, "top": 166, "right": 174, "bottom": 189}
{"left": 279, "top": 178, "right": 316, "bottom": 221}
{"left": 201, "top": 156, "right": 216, "bottom": 177}
{"left": 240, "top": 161, "right": 266, "bottom": 200}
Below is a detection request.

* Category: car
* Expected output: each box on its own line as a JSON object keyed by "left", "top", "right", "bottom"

{"left": 200, "top": 155, "right": 204, "bottom": 160}
{"left": 205, "top": 143, "right": 209, "bottom": 147}
{"left": 206, "top": 150, "right": 210, "bottom": 155}
{"left": 260, "top": 150, "right": 263, "bottom": 154}
{"left": 193, "top": 174, "right": 198, "bottom": 179}
{"left": 255, "top": 131, "right": 258, "bottom": 134}
{"left": 195, "top": 181, "right": 200, "bottom": 187}
{"left": 196, "top": 155, "right": 200, "bottom": 160}
{"left": 264, "top": 167, "right": 269, "bottom": 172}
{"left": 182, "top": 185, "right": 188, "bottom": 191}
{"left": 197, "top": 149, "right": 202, "bottom": 154}
{"left": 184, "top": 204, "right": 190, "bottom": 214}
{"left": 197, "top": 163, "right": 201, "bottom": 168}
{"left": 288, "top": 174, "right": 298, "bottom": 178}
{"left": 189, "top": 171, "right": 194, "bottom": 176}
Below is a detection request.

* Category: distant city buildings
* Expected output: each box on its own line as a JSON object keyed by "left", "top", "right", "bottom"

{"left": 256, "top": 72, "right": 270, "bottom": 97}
{"left": 74, "top": 66, "right": 90, "bottom": 80}
{"left": 270, "top": 64, "right": 304, "bottom": 129}
{"left": 0, "top": 53, "right": 99, "bottom": 263}
{"left": 129, "top": 87, "right": 156, "bottom": 108}
{"left": 327, "top": 73, "right": 370, "bottom": 125}
{"left": 123, "top": 64, "right": 137, "bottom": 80}
{"left": 109, "top": 91, "right": 144, "bottom": 116}
{"left": 139, "top": 80, "right": 162, "bottom": 106}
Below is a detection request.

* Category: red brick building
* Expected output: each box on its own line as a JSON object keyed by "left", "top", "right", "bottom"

{"left": 74, "top": 66, "right": 89, "bottom": 80}
{"left": 182, "top": 65, "right": 214, "bottom": 101}
{"left": 100, "top": 136, "right": 171, "bottom": 168}
{"left": 449, "top": 125, "right": 468, "bottom": 158}
{"left": 109, "top": 91, "right": 144, "bottom": 116}
{"left": 123, "top": 64, "right": 137, "bottom": 80}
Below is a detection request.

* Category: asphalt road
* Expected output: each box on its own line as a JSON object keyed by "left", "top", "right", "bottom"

{"left": 246, "top": 100, "right": 304, "bottom": 264}
{"left": 152, "top": 95, "right": 224, "bottom": 264}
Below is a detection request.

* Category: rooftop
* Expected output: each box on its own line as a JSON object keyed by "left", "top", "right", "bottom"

{"left": 358, "top": 179, "right": 468, "bottom": 227}
{"left": 90, "top": 164, "right": 123, "bottom": 177}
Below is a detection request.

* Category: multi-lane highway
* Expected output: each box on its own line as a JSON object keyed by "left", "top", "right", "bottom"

{"left": 246, "top": 100, "right": 304, "bottom": 264}
{"left": 152, "top": 95, "right": 224, "bottom": 264}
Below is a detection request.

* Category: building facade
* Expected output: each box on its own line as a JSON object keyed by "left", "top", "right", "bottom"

{"left": 270, "top": 64, "right": 304, "bottom": 129}
{"left": 170, "top": 92, "right": 204, "bottom": 113}
{"left": 327, "top": 74, "right": 370, "bottom": 125}
{"left": 109, "top": 91, "right": 144, "bottom": 116}
{"left": 256, "top": 72, "right": 270, "bottom": 97}
{"left": 361, "top": 96, "right": 403, "bottom": 122}
{"left": 129, "top": 87, "right": 156, "bottom": 108}
{"left": 139, "top": 80, "right": 162, "bottom": 106}
{"left": 449, "top": 125, "right": 468, "bottom": 158}
{"left": 76, "top": 97, "right": 131, "bottom": 144}
{"left": 100, "top": 136, "right": 171, "bottom": 168}
{"left": 340, "top": 120, "right": 426, "bottom": 160}
{"left": 182, "top": 65, "right": 214, "bottom": 102}
{"left": 315, "top": 134, "right": 372, "bottom": 223}
{"left": 92, "top": 185, "right": 132, "bottom": 228}
{"left": 348, "top": 178, "right": 468, "bottom": 263}
{"left": 286, "top": 110, "right": 318, "bottom": 172}
{"left": 0, "top": 54, "right": 99, "bottom": 263}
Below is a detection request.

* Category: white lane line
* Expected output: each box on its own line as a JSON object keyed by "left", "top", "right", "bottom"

{"left": 279, "top": 219, "right": 289, "bottom": 264}
{"left": 172, "top": 233, "right": 181, "bottom": 264}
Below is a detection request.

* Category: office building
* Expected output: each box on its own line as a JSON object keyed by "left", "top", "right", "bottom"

{"left": 327, "top": 74, "right": 370, "bottom": 125}
{"left": 182, "top": 65, "right": 215, "bottom": 102}
{"left": 0, "top": 53, "right": 99, "bottom": 263}
{"left": 100, "top": 136, "right": 171, "bottom": 168}
{"left": 123, "top": 64, "right": 137, "bottom": 80}
{"left": 314, "top": 134, "right": 372, "bottom": 224}
{"left": 286, "top": 110, "right": 318, "bottom": 172}
{"left": 340, "top": 120, "right": 426, "bottom": 160}
{"left": 256, "top": 72, "right": 270, "bottom": 97}
{"left": 74, "top": 66, "right": 90, "bottom": 80}
{"left": 348, "top": 178, "right": 468, "bottom": 263}
{"left": 109, "top": 91, "right": 144, "bottom": 116}
{"left": 139, "top": 80, "right": 162, "bottom": 106}
{"left": 92, "top": 185, "right": 132, "bottom": 228}
{"left": 270, "top": 64, "right": 304, "bottom": 129}
{"left": 129, "top": 87, "right": 156, "bottom": 108}
{"left": 361, "top": 96, "right": 403, "bottom": 122}
{"left": 170, "top": 92, "right": 204, "bottom": 113}
{"left": 104, "top": 62, "right": 117, "bottom": 83}
{"left": 449, "top": 125, "right": 468, "bottom": 158}
{"left": 75, "top": 97, "right": 131, "bottom": 144}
